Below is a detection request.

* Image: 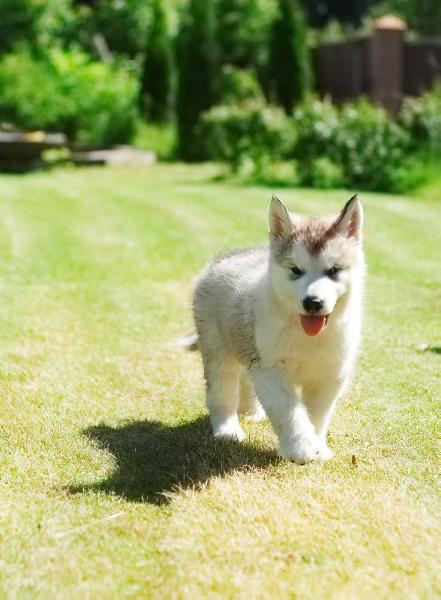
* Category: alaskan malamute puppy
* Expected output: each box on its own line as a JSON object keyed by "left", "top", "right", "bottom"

{"left": 183, "top": 195, "right": 364, "bottom": 464}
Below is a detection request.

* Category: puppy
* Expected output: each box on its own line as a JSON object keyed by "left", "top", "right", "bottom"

{"left": 183, "top": 195, "right": 365, "bottom": 464}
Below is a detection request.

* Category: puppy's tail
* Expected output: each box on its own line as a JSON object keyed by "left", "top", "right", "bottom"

{"left": 176, "top": 332, "right": 199, "bottom": 352}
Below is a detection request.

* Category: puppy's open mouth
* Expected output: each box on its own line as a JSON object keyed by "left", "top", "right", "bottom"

{"left": 300, "top": 314, "right": 329, "bottom": 336}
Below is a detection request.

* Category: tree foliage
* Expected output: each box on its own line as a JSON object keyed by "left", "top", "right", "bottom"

{"left": 375, "top": 0, "right": 441, "bottom": 36}
{"left": 267, "top": 0, "right": 312, "bottom": 114}
{"left": 89, "top": 0, "right": 150, "bottom": 58}
{"left": 0, "top": 0, "right": 41, "bottom": 54}
{"left": 141, "top": 0, "right": 172, "bottom": 122}
{"left": 176, "top": 0, "right": 218, "bottom": 161}
{"left": 300, "top": 0, "right": 372, "bottom": 29}
{"left": 215, "top": 0, "right": 272, "bottom": 69}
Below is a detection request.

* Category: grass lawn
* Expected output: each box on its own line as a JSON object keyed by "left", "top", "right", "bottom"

{"left": 0, "top": 163, "right": 439, "bottom": 598}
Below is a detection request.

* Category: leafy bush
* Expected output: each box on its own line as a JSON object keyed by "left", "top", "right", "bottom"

{"left": 291, "top": 98, "right": 339, "bottom": 184}
{"left": 399, "top": 85, "right": 441, "bottom": 155}
{"left": 202, "top": 100, "right": 292, "bottom": 174}
{"left": 134, "top": 122, "right": 176, "bottom": 161}
{"left": 218, "top": 66, "right": 263, "bottom": 104}
{"left": 0, "top": 48, "right": 139, "bottom": 145}
{"left": 294, "top": 98, "right": 410, "bottom": 191}
{"left": 304, "top": 157, "right": 344, "bottom": 188}
{"left": 336, "top": 100, "right": 410, "bottom": 191}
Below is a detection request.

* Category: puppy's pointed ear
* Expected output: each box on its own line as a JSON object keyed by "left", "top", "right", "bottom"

{"left": 269, "top": 195, "right": 293, "bottom": 240}
{"left": 335, "top": 195, "right": 363, "bottom": 240}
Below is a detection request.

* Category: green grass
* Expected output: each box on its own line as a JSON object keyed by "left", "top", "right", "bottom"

{"left": 0, "top": 163, "right": 439, "bottom": 598}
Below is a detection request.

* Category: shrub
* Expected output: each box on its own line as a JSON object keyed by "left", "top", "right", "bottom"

{"left": 0, "top": 48, "right": 139, "bottom": 145}
{"left": 336, "top": 100, "right": 410, "bottom": 191}
{"left": 399, "top": 85, "right": 441, "bottom": 155}
{"left": 202, "top": 100, "right": 292, "bottom": 174}
{"left": 134, "top": 122, "right": 176, "bottom": 161}
{"left": 267, "top": 0, "right": 312, "bottom": 114}
{"left": 304, "top": 157, "right": 345, "bottom": 189}
{"left": 294, "top": 98, "right": 410, "bottom": 192}
{"left": 218, "top": 66, "right": 263, "bottom": 104}
{"left": 292, "top": 98, "right": 339, "bottom": 184}
{"left": 176, "top": 0, "right": 218, "bottom": 161}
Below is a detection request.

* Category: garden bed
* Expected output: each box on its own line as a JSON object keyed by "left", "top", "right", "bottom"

{"left": 0, "top": 131, "right": 66, "bottom": 172}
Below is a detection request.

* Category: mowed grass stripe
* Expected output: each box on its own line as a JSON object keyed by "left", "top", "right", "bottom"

{"left": 0, "top": 164, "right": 439, "bottom": 598}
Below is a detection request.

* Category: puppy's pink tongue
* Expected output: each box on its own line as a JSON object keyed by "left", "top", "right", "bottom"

{"left": 301, "top": 315, "right": 327, "bottom": 336}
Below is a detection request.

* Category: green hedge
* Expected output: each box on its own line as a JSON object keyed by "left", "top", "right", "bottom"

{"left": 0, "top": 48, "right": 139, "bottom": 146}
{"left": 399, "top": 84, "right": 441, "bottom": 155}
{"left": 202, "top": 100, "right": 293, "bottom": 174}
{"left": 293, "top": 98, "right": 410, "bottom": 191}
{"left": 218, "top": 66, "right": 264, "bottom": 105}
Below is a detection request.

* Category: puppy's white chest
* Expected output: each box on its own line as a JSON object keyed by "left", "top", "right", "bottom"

{"left": 273, "top": 325, "right": 344, "bottom": 385}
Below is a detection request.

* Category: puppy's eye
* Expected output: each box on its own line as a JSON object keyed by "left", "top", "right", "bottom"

{"left": 290, "top": 266, "right": 304, "bottom": 279}
{"left": 326, "top": 266, "right": 341, "bottom": 279}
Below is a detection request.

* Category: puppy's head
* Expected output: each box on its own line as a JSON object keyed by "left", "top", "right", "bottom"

{"left": 268, "top": 195, "right": 364, "bottom": 335}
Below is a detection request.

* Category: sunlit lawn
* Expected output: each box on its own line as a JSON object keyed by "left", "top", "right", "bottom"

{"left": 0, "top": 163, "right": 439, "bottom": 598}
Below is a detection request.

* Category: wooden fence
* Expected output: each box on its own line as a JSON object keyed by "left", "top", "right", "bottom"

{"left": 313, "top": 16, "right": 441, "bottom": 112}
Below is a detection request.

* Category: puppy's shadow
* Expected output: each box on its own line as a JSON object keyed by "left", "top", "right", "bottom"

{"left": 72, "top": 416, "right": 277, "bottom": 505}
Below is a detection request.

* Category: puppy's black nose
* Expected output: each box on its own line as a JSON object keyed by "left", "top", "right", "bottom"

{"left": 303, "top": 296, "right": 324, "bottom": 313}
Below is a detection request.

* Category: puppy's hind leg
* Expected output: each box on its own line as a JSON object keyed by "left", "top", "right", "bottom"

{"left": 238, "top": 370, "right": 267, "bottom": 422}
{"left": 204, "top": 358, "right": 245, "bottom": 442}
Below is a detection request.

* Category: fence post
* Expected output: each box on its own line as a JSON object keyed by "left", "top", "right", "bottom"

{"left": 369, "top": 15, "right": 407, "bottom": 113}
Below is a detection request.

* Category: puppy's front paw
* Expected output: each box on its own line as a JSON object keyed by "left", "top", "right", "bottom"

{"left": 279, "top": 434, "right": 320, "bottom": 465}
{"left": 212, "top": 418, "right": 246, "bottom": 442}
{"left": 318, "top": 441, "right": 333, "bottom": 460}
